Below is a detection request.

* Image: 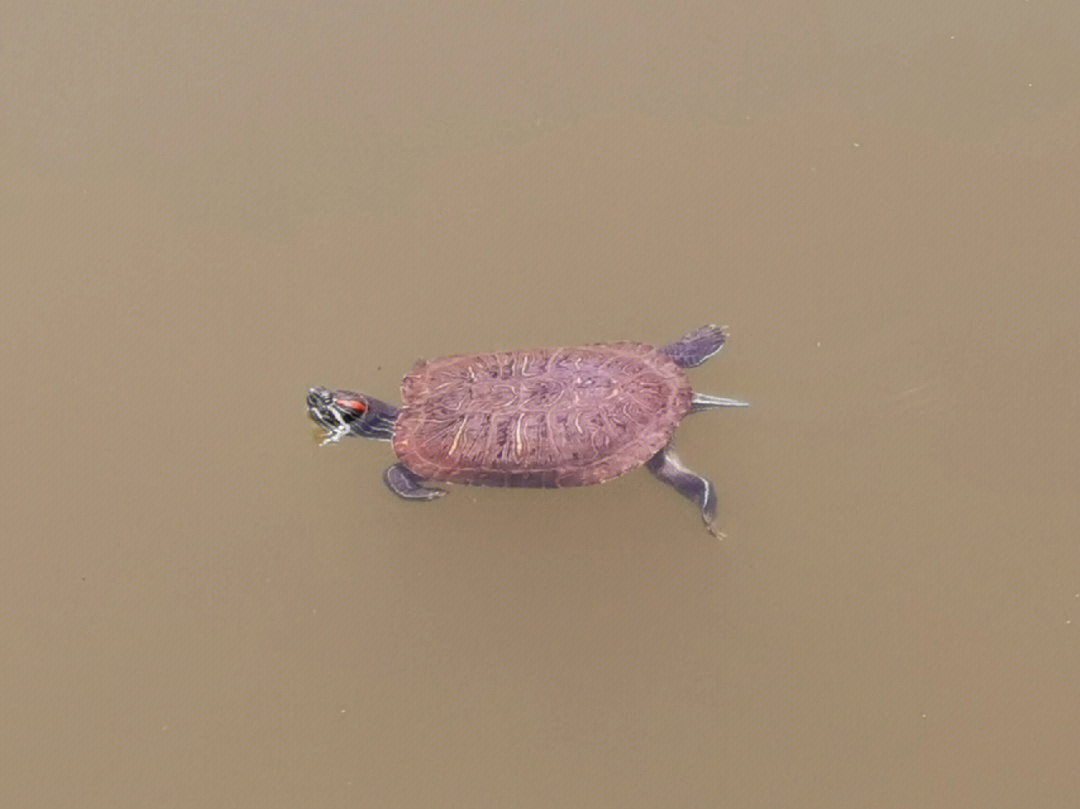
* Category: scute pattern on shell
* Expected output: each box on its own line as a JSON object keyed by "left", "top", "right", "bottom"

{"left": 392, "top": 343, "right": 692, "bottom": 487}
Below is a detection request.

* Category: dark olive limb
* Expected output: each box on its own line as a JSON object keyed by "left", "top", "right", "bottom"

{"left": 645, "top": 446, "right": 720, "bottom": 537}
{"left": 383, "top": 463, "right": 446, "bottom": 501}
{"left": 659, "top": 324, "right": 728, "bottom": 368}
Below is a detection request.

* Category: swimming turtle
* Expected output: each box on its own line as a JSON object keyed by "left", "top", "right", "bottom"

{"left": 306, "top": 324, "right": 747, "bottom": 535}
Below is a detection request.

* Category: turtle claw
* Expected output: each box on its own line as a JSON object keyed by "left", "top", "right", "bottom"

{"left": 705, "top": 521, "right": 727, "bottom": 541}
{"left": 319, "top": 426, "right": 349, "bottom": 446}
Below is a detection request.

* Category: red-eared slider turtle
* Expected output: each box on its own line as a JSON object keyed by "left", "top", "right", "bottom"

{"left": 307, "top": 324, "right": 747, "bottom": 535}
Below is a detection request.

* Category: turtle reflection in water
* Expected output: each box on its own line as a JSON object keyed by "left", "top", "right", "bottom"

{"left": 307, "top": 324, "right": 747, "bottom": 536}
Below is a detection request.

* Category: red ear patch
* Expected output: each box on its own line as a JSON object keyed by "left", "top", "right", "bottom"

{"left": 333, "top": 397, "right": 367, "bottom": 414}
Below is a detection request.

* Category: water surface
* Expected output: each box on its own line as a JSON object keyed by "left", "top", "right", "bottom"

{"left": 3, "top": 4, "right": 1079, "bottom": 807}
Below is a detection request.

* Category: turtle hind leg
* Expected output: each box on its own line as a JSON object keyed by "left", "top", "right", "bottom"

{"left": 645, "top": 446, "right": 721, "bottom": 537}
{"left": 659, "top": 324, "right": 728, "bottom": 368}
{"left": 383, "top": 463, "right": 447, "bottom": 501}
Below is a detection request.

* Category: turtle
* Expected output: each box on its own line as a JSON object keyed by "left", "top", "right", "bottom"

{"left": 306, "top": 324, "right": 747, "bottom": 535}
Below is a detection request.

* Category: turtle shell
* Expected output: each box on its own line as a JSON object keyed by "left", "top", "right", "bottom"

{"left": 392, "top": 343, "right": 692, "bottom": 488}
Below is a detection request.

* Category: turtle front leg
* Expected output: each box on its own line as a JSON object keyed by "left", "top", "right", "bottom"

{"left": 383, "top": 463, "right": 447, "bottom": 501}
{"left": 645, "top": 446, "right": 720, "bottom": 537}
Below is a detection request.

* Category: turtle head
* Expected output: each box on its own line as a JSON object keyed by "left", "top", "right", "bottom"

{"left": 306, "top": 387, "right": 398, "bottom": 443}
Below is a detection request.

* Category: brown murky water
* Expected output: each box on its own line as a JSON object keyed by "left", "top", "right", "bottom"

{"left": 4, "top": 5, "right": 1079, "bottom": 808}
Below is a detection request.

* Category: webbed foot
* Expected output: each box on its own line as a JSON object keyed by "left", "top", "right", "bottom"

{"left": 659, "top": 324, "right": 728, "bottom": 368}
{"left": 383, "top": 463, "right": 446, "bottom": 501}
